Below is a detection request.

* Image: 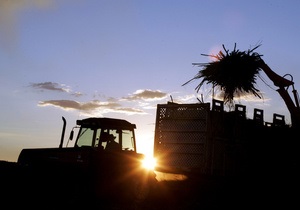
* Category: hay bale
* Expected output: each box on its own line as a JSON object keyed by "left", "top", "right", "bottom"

{"left": 184, "top": 43, "right": 263, "bottom": 108}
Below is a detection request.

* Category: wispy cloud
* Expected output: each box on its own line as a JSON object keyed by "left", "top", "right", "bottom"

{"left": 31, "top": 82, "right": 171, "bottom": 115}
{"left": 29, "top": 82, "right": 70, "bottom": 93}
{"left": 28, "top": 82, "right": 85, "bottom": 97}
{"left": 122, "top": 89, "right": 168, "bottom": 101}
{"left": 38, "top": 100, "right": 119, "bottom": 111}
{"left": 38, "top": 99, "right": 146, "bottom": 115}
{"left": 216, "top": 90, "right": 268, "bottom": 103}
{"left": 71, "top": 92, "right": 84, "bottom": 97}
{"left": 31, "top": 81, "right": 272, "bottom": 117}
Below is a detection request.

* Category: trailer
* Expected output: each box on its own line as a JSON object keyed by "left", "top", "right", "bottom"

{"left": 153, "top": 100, "right": 296, "bottom": 177}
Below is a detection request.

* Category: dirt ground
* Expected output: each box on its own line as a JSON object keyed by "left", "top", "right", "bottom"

{"left": 0, "top": 161, "right": 297, "bottom": 210}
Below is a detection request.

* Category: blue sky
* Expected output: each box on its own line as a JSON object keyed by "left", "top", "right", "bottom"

{"left": 1, "top": 0, "right": 300, "bottom": 162}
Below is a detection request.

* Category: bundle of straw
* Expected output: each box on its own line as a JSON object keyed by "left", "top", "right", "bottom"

{"left": 183, "top": 43, "right": 263, "bottom": 107}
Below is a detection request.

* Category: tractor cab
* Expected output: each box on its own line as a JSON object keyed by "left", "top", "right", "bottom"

{"left": 70, "top": 117, "right": 137, "bottom": 152}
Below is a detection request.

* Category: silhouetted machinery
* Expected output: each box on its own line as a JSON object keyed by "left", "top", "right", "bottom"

{"left": 259, "top": 59, "right": 300, "bottom": 128}
{"left": 153, "top": 59, "right": 299, "bottom": 176}
{"left": 17, "top": 117, "right": 156, "bottom": 205}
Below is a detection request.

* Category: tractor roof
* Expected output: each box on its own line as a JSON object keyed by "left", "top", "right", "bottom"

{"left": 76, "top": 117, "right": 136, "bottom": 130}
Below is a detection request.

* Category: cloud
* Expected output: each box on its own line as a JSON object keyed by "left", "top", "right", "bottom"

{"left": 175, "top": 94, "right": 197, "bottom": 103}
{"left": 38, "top": 100, "right": 118, "bottom": 110}
{"left": 29, "top": 81, "right": 85, "bottom": 97}
{"left": 109, "top": 107, "right": 145, "bottom": 114}
{"left": 215, "top": 90, "right": 267, "bottom": 103}
{"left": 123, "top": 89, "right": 168, "bottom": 101}
{"left": 71, "top": 92, "right": 84, "bottom": 97}
{"left": 29, "top": 82, "right": 70, "bottom": 93}
{"left": 33, "top": 85, "right": 166, "bottom": 115}
{"left": 38, "top": 99, "right": 146, "bottom": 115}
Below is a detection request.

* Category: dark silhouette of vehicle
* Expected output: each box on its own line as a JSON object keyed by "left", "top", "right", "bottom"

{"left": 154, "top": 58, "right": 299, "bottom": 176}
{"left": 17, "top": 117, "right": 156, "bottom": 207}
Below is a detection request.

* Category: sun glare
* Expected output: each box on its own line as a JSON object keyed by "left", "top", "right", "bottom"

{"left": 136, "top": 133, "right": 156, "bottom": 170}
{"left": 142, "top": 155, "right": 157, "bottom": 170}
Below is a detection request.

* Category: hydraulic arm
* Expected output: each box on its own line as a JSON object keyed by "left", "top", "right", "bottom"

{"left": 259, "top": 59, "right": 300, "bottom": 128}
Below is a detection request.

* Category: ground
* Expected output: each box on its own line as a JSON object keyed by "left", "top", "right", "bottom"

{"left": 0, "top": 160, "right": 298, "bottom": 209}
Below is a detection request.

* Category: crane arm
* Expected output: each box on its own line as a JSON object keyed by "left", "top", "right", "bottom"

{"left": 259, "top": 59, "right": 300, "bottom": 128}
{"left": 259, "top": 59, "right": 294, "bottom": 88}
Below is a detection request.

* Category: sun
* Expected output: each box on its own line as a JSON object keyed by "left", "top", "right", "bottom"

{"left": 136, "top": 134, "right": 156, "bottom": 170}
{"left": 142, "top": 156, "right": 157, "bottom": 170}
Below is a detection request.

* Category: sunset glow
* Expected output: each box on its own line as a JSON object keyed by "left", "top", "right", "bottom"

{"left": 0, "top": 1, "right": 298, "bottom": 162}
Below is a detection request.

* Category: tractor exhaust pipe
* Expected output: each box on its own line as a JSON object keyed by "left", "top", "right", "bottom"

{"left": 59, "top": 116, "right": 66, "bottom": 148}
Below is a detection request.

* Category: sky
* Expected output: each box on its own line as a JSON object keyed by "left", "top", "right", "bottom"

{"left": 1, "top": 0, "right": 300, "bottom": 162}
